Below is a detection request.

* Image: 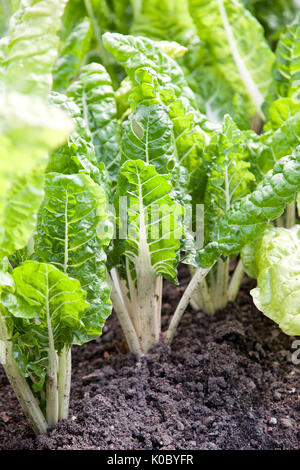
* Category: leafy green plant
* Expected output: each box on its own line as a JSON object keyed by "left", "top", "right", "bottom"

{"left": 0, "top": 0, "right": 112, "bottom": 435}
{"left": 241, "top": 223, "right": 300, "bottom": 336}
{"left": 2, "top": 0, "right": 300, "bottom": 438}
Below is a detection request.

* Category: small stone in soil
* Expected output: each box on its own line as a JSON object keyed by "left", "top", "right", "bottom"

{"left": 280, "top": 418, "right": 293, "bottom": 428}
{"left": 273, "top": 391, "right": 281, "bottom": 401}
{"left": 269, "top": 417, "right": 277, "bottom": 425}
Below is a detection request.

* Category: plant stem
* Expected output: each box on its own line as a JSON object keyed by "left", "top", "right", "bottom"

{"left": 45, "top": 271, "right": 58, "bottom": 427}
{"left": 189, "top": 267, "right": 215, "bottom": 314}
{"left": 286, "top": 200, "right": 295, "bottom": 228}
{"left": 197, "top": 278, "right": 215, "bottom": 315}
{"left": 213, "top": 257, "right": 229, "bottom": 310}
{"left": 156, "top": 276, "right": 163, "bottom": 331}
{"left": 165, "top": 264, "right": 214, "bottom": 345}
{"left": 3, "top": 344, "right": 48, "bottom": 435}
{"left": 58, "top": 346, "right": 71, "bottom": 421}
{"left": 108, "top": 273, "right": 143, "bottom": 359}
{"left": 228, "top": 258, "right": 245, "bottom": 302}
{"left": 275, "top": 215, "right": 284, "bottom": 227}
{"left": 0, "top": 316, "right": 47, "bottom": 434}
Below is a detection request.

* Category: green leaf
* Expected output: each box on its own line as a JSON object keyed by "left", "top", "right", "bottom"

{"left": 121, "top": 104, "right": 176, "bottom": 173}
{"left": 187, "top": 65, "right": 251, "bottom": 128}
{"left": 241, "top": 226, "right": 298, "bottom": 278}
{"left": 112, "top": 0, "right": 133, "bottom": 35}
{"left": 267, "top": 14, "right": 300, "bottom": 104}
{"left": 48, "top": 92, "right": 97, "bottom": 172}
{"left": 198, "top": 146, "right": 300, "bottom": 267}
{"left": 264, "top": 98, "right": 300, "bottom": 132}
{"left": 130, "top": 0, "right": 198, "bottom": 50}
{"left": 103, "top": 32, "right": 212, "bottom": 203}
{"left": 252, "top": 110, "right": 300, "bottom": 179}
{"left": 53, "top": 17, "right": 93, "bottom": 91}
{"left": 1, "top": 260, "right": 89, "bottom": 388}
{"left": 67, "top": 63, "right": 120, "bottom": 184}
{"left": 1, "top": 0, "right": 68, "bottom": 97}
{"left": 0, "top": 170, "right": 44, "bottom": 259}
{"left": 189, "top": 0, "right": 274, "bottom": 117}
{"left": 0, "top": 1, "right": 19, "bottom": 36}
{"left": 115, "top": 159, "right": 184, "bottom": 282}
{"left": 204, "top": 115, "right": 255, "bottom": 240}
{"left": 35, "top": 173, "right": 112, "bottom": 343}
{"left": 243, "top": 0, "right": 297, "bottom": 47}
{"left": 242, "top": 226, "right": 300, "bottom": 336}
{"left": 0, "top": 90, "right": 73, "bottom": 258}
{"left": 103, "top": 32, "right": 196, "bottom": 107}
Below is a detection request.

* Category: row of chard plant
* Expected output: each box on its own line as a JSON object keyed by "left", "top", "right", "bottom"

{"left": 0, "top": 0, "right": 300, "bottom": 435}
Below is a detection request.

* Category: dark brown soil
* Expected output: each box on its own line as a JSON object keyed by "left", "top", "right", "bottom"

{"left": 1, "top": 267, "right": 300, "bottom": 450}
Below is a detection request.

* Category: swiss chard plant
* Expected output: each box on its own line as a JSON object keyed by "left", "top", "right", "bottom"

{"left": 2, "top": 0, "right": 300, "bottom": 436}
{"left": 60, "top": 1, "right": 300, "bottom": 354}
{"left": 125, "top": 0, "right": 300, "bottom": 318}
{"left": 0, "top": 0, "right": 112, "bottom": 435}
{"left": 241, "top": 220, "right": 300, "bottom": 336}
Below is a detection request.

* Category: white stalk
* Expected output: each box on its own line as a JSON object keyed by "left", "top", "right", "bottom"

{"left": 45, "top": 269, "right": 58, "bottom": 427}
{"left": 213, "top": 257, "right": 229, "bottom": 310}
{"left": 228, "top": 259, "right": 245, "bottom": 302}
{"left": 165, "top": 264, "right": 214, "bottom": 345}
{"left": 58, "top": 346, "right": 71, "bottom": 421}
{"left": 286, "top": 201, "right": 296, "bottom": 228}
{"left": 196, "top": 278, "right": 215, "bottom": 315}
{"left": 136, "top": 217, "right": 158, "bottom": 353}
{"left": 0, "top": 316, "right": 47, "bottom": 434}
{"left": 189, "top": 266, "right": 215, "bottom": 314}
{"left": 125, "top": 259, "right": 141, "bottom": 341}
{"left": 156, "top": 276, "right": 163, "bottom": 330}
{"left": 108, "top": 273, "right": 143, "bottom": 359}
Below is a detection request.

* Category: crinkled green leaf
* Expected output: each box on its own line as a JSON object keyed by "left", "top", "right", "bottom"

{"left": 103, "top": 32, "right": 212, "bottom": 204}
{"left": 242, "top": 226, "right": 300, "bottom": 336}
{"left": 115, "top": 159, "right": 184, "bottom": 282}
{"left": 204, "top": 115, "right": 255, "bottom": 240}
{"left": 102, "top": 32, "right": 197, "bottom": 109}
{"left": 188, "top": 65, "right": 251, "bottom": 128}
{"left": 1, "top": 260, "right": 89, "bottom": 388}
{"left": 1, "top": 0, "right": 68, "bottom": 97}
{"left": 241, "top": 226, "right": 298, "bottom": 278}
{"left": 35, "top": 173, "right": 112, "bottom": 343}
{"left": 48, "top": 92, "right": 98, "bottom": 173}
{"left": 67, "top": 63, "right": 120, "bottom": 184}
{"left": 189, "top": 0, "right": 274, "bottom": 117}
{"left": 264, "top": 98, "right": 300, "bottom": 132}
{"left": 121, "top": 104, "right": 176, "bottom": 173}
{"left": 53, "top": 17, "right": 92, "bottom": 91}
{"left": 267, "top": 14, "right": 300, "bottom": 105}
{"left": 251, "top": 110, "right": 300, "bottom": 179}
{"left": 198, "top": 146, "right": 300, "bottom": 267}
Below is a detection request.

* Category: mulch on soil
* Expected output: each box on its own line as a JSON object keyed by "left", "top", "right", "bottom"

{"left": 1, "top": 267, "right": 300, "bottom": 450}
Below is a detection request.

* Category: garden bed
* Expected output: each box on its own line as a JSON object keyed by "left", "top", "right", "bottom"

{"left": 1, "top": 268, "right": 299, "bottom": 450}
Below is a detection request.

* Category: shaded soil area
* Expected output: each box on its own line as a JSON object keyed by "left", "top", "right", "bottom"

{"left": 1, "top": 268, "right": 300, "bottom": 450}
